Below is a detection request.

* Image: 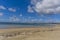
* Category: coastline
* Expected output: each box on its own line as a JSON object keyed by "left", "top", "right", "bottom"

{"left": 0, "top": 24, "right": 59, "bottom": 40}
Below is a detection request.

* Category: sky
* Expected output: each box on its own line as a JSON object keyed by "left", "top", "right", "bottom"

{"left": 0, "top": 0, "right": 60, "bottom": 23}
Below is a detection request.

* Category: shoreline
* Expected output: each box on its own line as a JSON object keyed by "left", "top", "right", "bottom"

{"left": 0, "top": 25, "right": 59, "bottom": 40}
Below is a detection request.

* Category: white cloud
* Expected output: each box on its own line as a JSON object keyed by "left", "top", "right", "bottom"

{"left": 28, "top": 0, "right": 60, "bottom": 14}
{"left": 8, "top": 8, "right": 16, "bottom": 12}
{"left": 9, "top": 16, "right": 20, "bottom": 22}
{"left": 0, "top": 5, "right": 17, "bottom": 12}
{"left": 0, "top": 5, "right": 6, "bottom": 10}
{"left": 28, "top": 5, "right": 34, "bottom": 13}
{"left": 0, "top": 12, "right": 3, "bottom": 16}
{"left": 20, "top": 14, "right": 22, "bottom": 17}
{"left": 47, "top": 18, "right": 54, "bottom": 23}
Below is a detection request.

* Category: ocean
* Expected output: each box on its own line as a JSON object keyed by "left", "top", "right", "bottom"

{"left": 0, "top": 22, "right": 57, "bottom": 29}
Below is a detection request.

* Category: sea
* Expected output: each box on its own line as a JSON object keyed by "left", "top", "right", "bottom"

{"left": 0, "top": 22, "right": 57, "bottom": 29}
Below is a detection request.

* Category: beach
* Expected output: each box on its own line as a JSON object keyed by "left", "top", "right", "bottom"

{"left": 0, "top": 25, "right": 60, "bottom": 40}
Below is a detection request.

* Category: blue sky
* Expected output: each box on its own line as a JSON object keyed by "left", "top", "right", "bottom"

{"left": 0, "top": 0, "right": 60, "bottom": 23}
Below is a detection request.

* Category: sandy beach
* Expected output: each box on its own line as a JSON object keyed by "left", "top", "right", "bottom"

{"left": 0, "top": 25, "right": 60, "bottom": 40}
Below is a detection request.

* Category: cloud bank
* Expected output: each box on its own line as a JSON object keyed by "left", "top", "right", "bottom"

{"left": 8, "top": 8, "right": 16, "bottom": 12}
{"left": 0, "top": 6, "right": 6, "bottom": 10}
{"left": 0, "top": 5, "right": 16, "bottom": 12}
{"left": 9, "top": 16, "right": 20, "bottom": 22}
{"left": 0, "top": 12, "right": 3, "bottom": 16}
{"left": 28, "top": 0, "right": 60, "bottom": 14}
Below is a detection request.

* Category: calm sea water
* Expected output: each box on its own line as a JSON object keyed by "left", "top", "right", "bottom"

{"left": 0, "top": 23, "right": 56, "bottom": 29}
